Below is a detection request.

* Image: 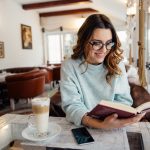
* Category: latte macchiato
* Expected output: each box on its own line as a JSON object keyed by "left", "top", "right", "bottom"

{"left": 31, "top": 97, "right": 50, "bottom": 137}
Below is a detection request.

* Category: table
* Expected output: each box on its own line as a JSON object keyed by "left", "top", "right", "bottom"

{"left": 0, "top": 114, "right": 150, "bottom": 150}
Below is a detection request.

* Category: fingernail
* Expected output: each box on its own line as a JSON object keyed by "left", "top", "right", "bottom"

{"left": 114, "top": 114, "right": 118, "bottom": 118}
{"left": 143, "top": 113, "right": 146, "bottom": 116}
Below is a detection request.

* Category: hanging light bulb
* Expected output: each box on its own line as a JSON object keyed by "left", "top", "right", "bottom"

{"left": 124, "top": 0, "right": 128, "bottom": 4}
{"left": 127, "top": 3, "right": 136, "bottom": 16}
{"left": 126, "top": 0, "right": 137, "bottom": 16}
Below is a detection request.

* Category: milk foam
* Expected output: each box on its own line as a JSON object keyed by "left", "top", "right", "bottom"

{"left": 32, "top": 97, "right": 50, "bottom": 106}
{"left": 36, "top": 113, "right": 49, "bottom": 133}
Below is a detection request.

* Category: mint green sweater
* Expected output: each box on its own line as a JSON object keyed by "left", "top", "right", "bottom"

{"left": 60, "top": 58, "right": 133, "bottom": 126}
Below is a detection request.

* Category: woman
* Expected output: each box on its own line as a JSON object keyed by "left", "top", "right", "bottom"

{"left": 60, "top": 14, "right": 145, "bottom": 129}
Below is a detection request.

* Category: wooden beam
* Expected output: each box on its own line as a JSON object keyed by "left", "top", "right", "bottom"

{"left": 23, "top": 0, "right": 92, "bottom": 10}
{"left": 39, "top": 8, "right": 98, "bottom": 17}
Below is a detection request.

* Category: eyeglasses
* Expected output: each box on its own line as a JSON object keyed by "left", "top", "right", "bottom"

{"left": 89, "top": 40, "right": 115, "bottom": 51}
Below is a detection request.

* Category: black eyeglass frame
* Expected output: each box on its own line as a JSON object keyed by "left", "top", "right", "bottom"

{"left": 88, "top": 40, "right": 115, "bottom": 51}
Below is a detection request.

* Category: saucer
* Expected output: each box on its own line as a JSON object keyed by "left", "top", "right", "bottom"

{"left": 22, "top": 122, "right": 61, "bottom": 142}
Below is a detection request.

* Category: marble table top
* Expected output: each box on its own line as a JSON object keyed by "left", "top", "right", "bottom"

{"left": 0, "top": 114, "right": 150, "bottom": 150}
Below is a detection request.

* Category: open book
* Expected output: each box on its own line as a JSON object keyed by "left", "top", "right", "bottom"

{"left": 88, "top": 100, "right": 150, "bottom": 119}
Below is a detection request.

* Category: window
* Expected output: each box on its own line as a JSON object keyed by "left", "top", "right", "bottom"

{"left": 117, "top": 31, "right": 127, "bottom": 49}
{"left": 146, "top": 29, "right": 150, "bottom": 62}
{"left": 46, "top": 32, "right": 76, "bottom": 64}
{"left": 47, "top": 34, "right": 62, "bottom": 64}
{"left": 117, "top": 31, "right": 128, "bottom": 59}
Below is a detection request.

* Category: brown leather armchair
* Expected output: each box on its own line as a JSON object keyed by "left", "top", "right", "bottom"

{"left": 130, "top": 83, "right": 150, "bottom": 121}
{"left": 39, "top": 68, "right": 53, "bottom": 84}
{"left": 5, "top": 67, "right": 38, "bottom": 73}
{"left": 5, "top": 69, "right": 46, "bottom": 110}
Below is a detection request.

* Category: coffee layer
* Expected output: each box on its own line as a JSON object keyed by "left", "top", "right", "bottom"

{"left": 32, "top": 105, "right": 49, "bottom": 114}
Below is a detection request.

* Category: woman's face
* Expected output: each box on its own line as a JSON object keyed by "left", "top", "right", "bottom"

{"left": 86, "top": 28, "right": 113, "bottom": 65}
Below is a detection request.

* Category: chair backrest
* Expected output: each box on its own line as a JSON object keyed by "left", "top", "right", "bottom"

{"left": 5, "top": 67, "right": 38, "bottom": 73}
{"left": 39, "top": 68, "right": 52, "bottom": 84}
{"left": 5, "top": 70, "right": 46, "bottom": 99}
{"left": 5, "top": 68, "right": 40, "bottom": 82}
{"left": 130, "top": 83, "right": 150, "bottom": 122}
{"left": 39, "top": 67, "right": 53, "bottom": 83}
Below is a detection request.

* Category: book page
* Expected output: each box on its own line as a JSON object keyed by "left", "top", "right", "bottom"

{"left": 136, "top": 102, "right": 150, "bottom": 113}
{"left": 100, "top": 100, "right": 137, "bottom": 114}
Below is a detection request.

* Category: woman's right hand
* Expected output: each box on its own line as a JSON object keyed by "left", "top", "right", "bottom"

{"left": 82, "top": 113, "right": 145, "bottom": 129}
{"left": 100, "top": 113, "right": 146, "bottom": 129}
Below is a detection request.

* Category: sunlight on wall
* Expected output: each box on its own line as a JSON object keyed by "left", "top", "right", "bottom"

{"left": 75, "top": 17, "right": 85, "bottom": 29}
{"left": 0, "top": 13, "right": 2, "bottom": 29}
{"left": 148, "top": 29, "right": 150, "bottom": 60}
{"left": 117, "top": 31, "right": 128, "bottom": 63}
{"left": 117, "top": 31, "right": 127, "bottom": 42}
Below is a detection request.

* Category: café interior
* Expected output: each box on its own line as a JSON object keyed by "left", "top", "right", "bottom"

{"left": 0, "top": 0, "right": 150, "bottom": 149}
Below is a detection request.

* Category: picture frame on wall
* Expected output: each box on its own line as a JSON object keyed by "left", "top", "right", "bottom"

{"left": 21, "top": 24, "right": 32, "bottom": 49}
{"left": 0, "top": 41, "right": 4, "bottom": 58}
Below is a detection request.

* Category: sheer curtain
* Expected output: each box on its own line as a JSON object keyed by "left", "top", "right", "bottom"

{"left": 145, "top": 0, "right": 150, "bottom": 86}
{"left": 144, "top": 0, "right": 150, "bottom": 88}
{"left": 145, "top": 0, "right": 150, "bottom": 63}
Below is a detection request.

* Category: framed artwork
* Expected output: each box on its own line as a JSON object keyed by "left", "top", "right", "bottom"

{"left": 21, "top": 24, "right": 32, "bottom": 49}
{"left": 0, "top": 41, "right": 4, "bottom": 58}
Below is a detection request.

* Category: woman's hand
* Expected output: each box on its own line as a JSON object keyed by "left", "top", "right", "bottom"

{"left": 101, "top": 113, "right": 146, "bottom": 129}
{"left": 82, "top": 113, "right": 146, "bottom": 129}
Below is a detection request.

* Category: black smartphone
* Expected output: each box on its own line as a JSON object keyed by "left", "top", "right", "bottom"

{"left": 71, "top": 127, "right": 94, "bottom": 145}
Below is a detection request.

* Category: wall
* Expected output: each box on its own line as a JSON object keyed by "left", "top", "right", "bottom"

{"left": 0, "top": 0, "right": 43, "bottom": 69}
{"left": 41, "top": 14, "right": 125, "bottom": 32}
{"left": 41, "top": 15, "right": 85, "bottom": 32}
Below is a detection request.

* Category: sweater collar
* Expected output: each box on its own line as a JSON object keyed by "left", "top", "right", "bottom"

{"left": 80, "top": 57, "right": 105, "bottom": 71}
{"left": 86, "top": 61, "right": 104, "bottom": 70}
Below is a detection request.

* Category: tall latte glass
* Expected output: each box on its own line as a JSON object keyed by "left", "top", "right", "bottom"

{"left": 31, "top": 97, "right": 50, "bottom": 137}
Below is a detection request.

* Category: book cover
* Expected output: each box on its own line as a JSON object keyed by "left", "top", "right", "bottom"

{"left": 87, "top": 100, "right": 150, "bottom": 120}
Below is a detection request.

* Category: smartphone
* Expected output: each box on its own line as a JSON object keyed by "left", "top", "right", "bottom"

{"left": 71, "top": 127, "right": 94, "bottom": 145}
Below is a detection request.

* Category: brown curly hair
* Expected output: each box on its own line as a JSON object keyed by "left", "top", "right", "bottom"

{"left": 71, "top": 14, "right": 123, "bottom": 83}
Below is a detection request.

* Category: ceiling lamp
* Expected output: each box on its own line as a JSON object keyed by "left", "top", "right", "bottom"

{"left": 127, "top": 3, "right": 136, "bottom": 16}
